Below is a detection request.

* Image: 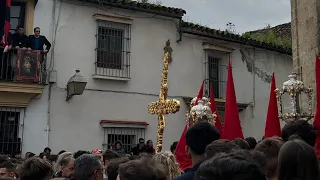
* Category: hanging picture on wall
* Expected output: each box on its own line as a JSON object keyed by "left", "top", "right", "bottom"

{"left": 16, "top": 49, "right": 40, "bottom": 83}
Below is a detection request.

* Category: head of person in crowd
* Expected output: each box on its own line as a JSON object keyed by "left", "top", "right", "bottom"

{"left": 170, "top": 141, "right": 178, "bottom": 154}
{"left": 277, "top": 139, "right": 320, "bottom": 180}
{"left": 281, "top": 120, "right": 316, "bottom": 147}
{"left": 0, "top": 161, "right": 17, "bottom": 178}
{"left": 0, "top": 156, "right": 8, "bottom": 165}
{"left": 118, "top": 158, "right": 166, "bottom": 180}
{"left": 74, "top": 150, "right": 90, "bottom": 159}
{"left": 44, "top": 147, "right": 51, "bottom": 156}
{"left": 195, "top": 150, "right": 266, "bottom": 180}
{"left": 255, "top": 137, "right": 284, "bottom": 180}
{"left": 138, "top": 152, "right": 153, "bottom": 159}
{"left": 74, "top": 154, "right": 104, "bottom": 180}
{"left": 33, "top": 27, "right": 41, "bottom": 37}
{"left": 152, "top": 151, "right": 181, "bottom": 180}
{"left": 205, "top": 139, "right": 240, "bottom": 159}
{"left": 232, "top": 138, "right": 250, "bottom": 150}
{"left": 28, "top": 153, "right": 35, "bottom": 158}
{"left": 106, "top": 157, "right": 129, "bottom": 180}
{"left": 144, "top": 140, "right": 155, "bottom": 154}
{"left": 92, "top": 149, "right": 103, "bottom": 162}
{"left": 54, "top": 152, "right": 73, "bottom": 175}
{"left": 15, "top": 25, "right": 25, "bottom": 35}
{"left": 102, "top": 150, "right": 119, "bottom": 169}
{"left": 185, "top": 121, "right": 220, "bottom": 165}
{"left": 11, "top": 152, "right": 21, "bottom": 159}
{"left": 39, "top": 152, "right": 45, "bottom": 159}
{"left": 146, "top": 140, "right": 153, "bottom": 148}
{"left": 24, "top": 152, "right": 31, "bottom": 159}
{"left": 245, "top": 137, "right": 257, "bottom": 150}
{"left": 18, "top": 157, "right": 54, "bottom": 180}
{"left": 55, "top": 154, "right": 74, "bottom": 178}
{"left": 58, "top": 151, "right": 66, "bottom": 156}
{"left": 138, "top": 138, "right": 145, "bottom": 147}
{"left": 113, "top": 142, "right": 125, "bottom": 155}
{"left": 128, "top": 156, "right": 139, "bottom": 160}
{"left": 47, "top": 154, "right": 59, "bottom": 166}
{"left": 250, "top": 151, "right": 267, "bottom": 175}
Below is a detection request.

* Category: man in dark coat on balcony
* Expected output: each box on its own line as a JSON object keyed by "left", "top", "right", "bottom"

{"left": 27, "top": 27, "right": 51, "bottom": 53}
{"left": 12, "top": 25, "right": 28, "bottom": 48}
{"left": 27, "top": 27, "right": 51, "bottom": 83}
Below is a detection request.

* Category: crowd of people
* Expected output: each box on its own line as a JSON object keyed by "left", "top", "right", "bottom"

{"left": 0, "top": 119, "right": 318, "bottom": 180}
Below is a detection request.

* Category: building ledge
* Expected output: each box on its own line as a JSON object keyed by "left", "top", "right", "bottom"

{"left": 203, "top": 42, "right": 235, "bottom": 53}
{"left": 182, "top": 97, "right": 249, "bottom": 112}
{"left": 93, "top": 75, "right": 131, "bottom": 81}
{"left": 0, "top": 82, "right": 46, "bottom": 107}
{"left": 100, "top": 120, "right": 149, "bottom": 128}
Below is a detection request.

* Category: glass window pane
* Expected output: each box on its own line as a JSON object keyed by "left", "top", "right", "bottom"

{"left": 10, "top": 6, "right": 21, "bottom": 17}
{"left": 10, "top": 18, "right": 18, "bottom": 30}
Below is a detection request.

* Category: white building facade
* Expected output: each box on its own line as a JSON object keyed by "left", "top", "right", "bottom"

{"left": 0, "top": 0, "right": 293, "bottom": 155}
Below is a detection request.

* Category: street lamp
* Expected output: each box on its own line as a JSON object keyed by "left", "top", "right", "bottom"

{"left": 66, "top": 69, "right": 87, "bottom": 101}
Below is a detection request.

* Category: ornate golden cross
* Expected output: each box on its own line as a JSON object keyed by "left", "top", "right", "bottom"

{"left": 148, "top": 40, "right": 180, "bottom": 153}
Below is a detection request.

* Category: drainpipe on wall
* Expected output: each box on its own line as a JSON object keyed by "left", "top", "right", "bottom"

{"left": 251, "top": 48, "right": 256, "bottom": 118}
{"left": 45, "top": 0, "right": 58, "bottom": 148}
{"left": 176, "top": 18, "right": 182, "bottom": 43}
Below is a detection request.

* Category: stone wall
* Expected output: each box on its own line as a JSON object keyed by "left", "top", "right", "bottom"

{"left": 291, "top": 0, "right": 320, "bottom": 109}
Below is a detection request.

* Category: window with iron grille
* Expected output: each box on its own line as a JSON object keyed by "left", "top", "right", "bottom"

{"left": 95, "top": 20, "right": 131, "bottom": 78}
{"left": 0, "top": 107, "right": 23, "bottom": 155}
{"left": 103, "top": 127, "right": 145, "bottom": 153}
{"left": 205, "top": 56, "right": 227, "bottom": 98}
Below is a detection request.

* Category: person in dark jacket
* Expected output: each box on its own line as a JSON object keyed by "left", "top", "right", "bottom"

{"left": 27, "top": 27, "right": 51, "bottom": 53}
{"left": 12, "top": 25, "right": 28, "bottom": 48}
{"left": 131, "top": 138, "right": 146, "bottom": 156}
{"left": 114, "top": 141, "right": 125, "bottom": 155}
{"left": 173, "top": 122, "right": 220, "bottom": 180}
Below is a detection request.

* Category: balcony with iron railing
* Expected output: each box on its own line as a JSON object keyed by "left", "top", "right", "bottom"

{"left": 0, "top": 46, "right": 47, "bottom": 108}
{"left": 0, "top": 47, "right": 47, "bottom": 83}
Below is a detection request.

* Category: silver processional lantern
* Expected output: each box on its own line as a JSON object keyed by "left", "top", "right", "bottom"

{"left": 275, "top": 73, "right": 313, "bottom": 123}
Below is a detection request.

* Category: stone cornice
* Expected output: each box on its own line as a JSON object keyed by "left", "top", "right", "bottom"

{"left": 0, "top": 82, "right": 46, "bottom": 107}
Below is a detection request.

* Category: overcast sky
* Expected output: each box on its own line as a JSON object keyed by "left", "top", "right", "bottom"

{"left": 159, "top": 0, "right": 291, "bottom": 34}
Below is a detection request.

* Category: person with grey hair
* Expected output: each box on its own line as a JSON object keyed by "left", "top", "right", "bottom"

{"left": 74, "top": 154, "right": 104, "bottom": 180}
{"left": 55, "top": 152, "right": 73, "bottom": 172}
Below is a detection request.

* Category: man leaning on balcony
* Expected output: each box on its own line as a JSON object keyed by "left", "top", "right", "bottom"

{"left": 27, "top": 27, "right": 52, "bottom": 83}
{"left": 12, "top": 25, "right": 28, "bottom": 49}
{"left": 27, "top": 27, "right": 51, "bottom": 53}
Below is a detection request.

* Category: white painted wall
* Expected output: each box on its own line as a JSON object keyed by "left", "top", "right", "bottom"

{"left": 22, "top": 0, "right": 292, "bottom": 154}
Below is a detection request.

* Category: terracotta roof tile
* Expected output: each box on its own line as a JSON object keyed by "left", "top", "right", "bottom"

{"left": 180, "top": 21, "right": 292, "bottom": 55}
{"left": 71, "top": 0, "right": 186, "bottom": 18}
{"left": 248, "top": 22, "right": 291, "bottom": 41}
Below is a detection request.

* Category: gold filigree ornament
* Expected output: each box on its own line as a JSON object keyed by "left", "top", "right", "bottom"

{"left": 186, "top": 97, "right": 217, "bottom": 127}
{"left": 275, "top": 73, "right": 313, "bottom": 123}
{"left": 147, "top": 40, "right": 180, "bottom": 153}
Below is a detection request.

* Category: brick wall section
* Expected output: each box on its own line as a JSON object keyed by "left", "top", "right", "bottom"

{"left": 291, "top": 0, "right": 319, "bottom": 110}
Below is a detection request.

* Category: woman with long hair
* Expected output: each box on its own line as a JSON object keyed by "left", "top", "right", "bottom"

{"left": 152, "top": 151, "right": 181, "bottom": 180}
{"left": 145, "top": 140, "right": 155, "bottom": 154}
{"left": 277, "top": 139, "right": 320, "bottom": 180}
